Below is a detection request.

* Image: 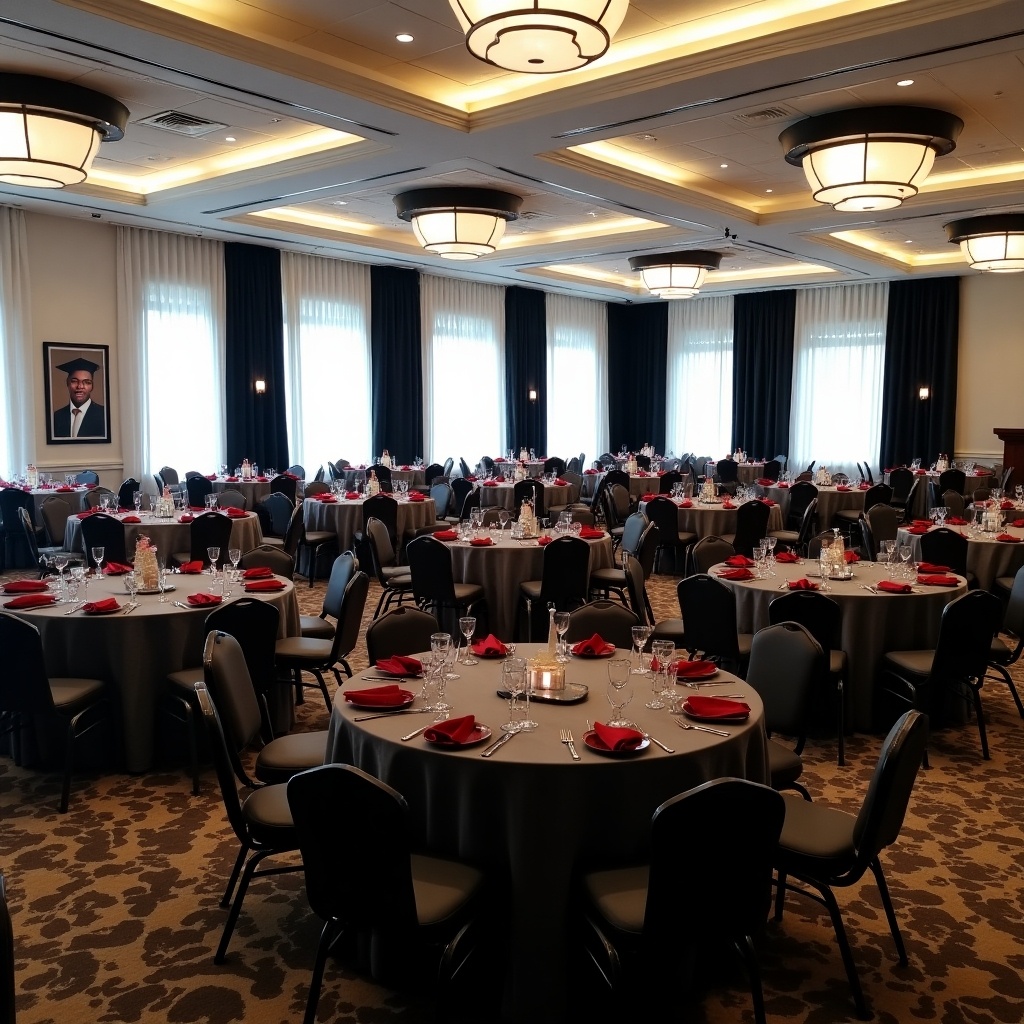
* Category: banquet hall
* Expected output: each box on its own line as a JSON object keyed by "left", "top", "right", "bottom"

{"left": 1, "top": 2, "right": 1024, "bottom": 1023}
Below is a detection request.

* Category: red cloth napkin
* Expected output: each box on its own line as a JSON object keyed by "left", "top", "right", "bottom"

{"left": 906, "top": 526, "right": 930, "bottom": 535}
{"left": 788, "top": 578, "right": 819, "bottom": 591}
{"left": 553, "top": 478, "right": 568, "bottom": 486}
{"left": 915, "top": 469, "right": 927, "bottom": 475}
{"left": 407, "top": 492, "right": 425, "bottom": 501}
{"left": 716, "top": 567, "right": 754, "bottom": 581}
{"left": 424, "top": 715, "right": 478, "bottom": 745}
{"left": 3, "top": 580, "right": 49, "bottom": 593}
{"left": 242, "top": 566, "right": 273, "bottom": 579}
{"left": 104, "top": 562, "right": 133, "bottom": 575}
{"left": 571, "top": 634, "right": 616, "bottom": 656}
{"left": 376, "top": 655, "right": 422, "bottom": 677}
{"left": 178, "top": 561, "right": 204, "bottom": 574}
{"left": 472, "top": 635, "right": 507, "bottom": 658}
{"left": 82, "top": 598, "right": 121, "bottom": 614}
{"left": 187, "top": 592, "right": 222, "bottom": 606}
{"left": 858, "top": 482, "right": 871, "bottom": 490}
{"left": 591, "top": 722, "right": 643, "bottom": 751}
{"left": 257, "top": 476, "right": 268, "bottom": 482}
{"left": 584, "top": 468, "right": 599, "bottom": 474}
{"left": 835, "top": 485, "right": 851, "bottom": 492}
{"left": 467, "top": 475, "right": 479, "bottom": 482}
{"left": 470, "top": 537, "right": 493, "bottom": 546}
{"left": 433, "top": 530, "right": 458, "bottom": 541}
{"left": 844, "top": 551, "right": 860, "bottom": 563}
{"left": 1014, "top": 520, "right": 1024, "bottom": 529}
{"left": 483, "top": 480, "right": 499, "bottom": 487}
{"left": 725, "top": 555, "right": 754, "bottom": 567}
{"left": 917, "top": 561, "right": 950, "bottom": 574}
{"left": 722, "top": 500, "right": 736, "bottom": 509}
{"left": 345, "top": 492, "right": 360, "bottom": 500}
{"left": 579, "top": 527, "right": 605, "bottom": 539}
{"left": 635, "top": 470, "right": 649, "bottom": 478}
{"left": 120, "top": 515, "right": 141, "bottom": 524}
{"left": 75, "top": 509, "right": 98, "bottom": 519}
{"left": 918, "top": 574, "right": 960, "bottom": 587}
{"left": 344, "top": 684, "right": 409, "bottom": 707}
{"left": 684, "top": 695, "right": 751, "bottom": 719}
{"left": 675, "top": 659, "right": 717, "bottom": 678}
{"left": 537, "top": 536, "right": 553, "bottom": 546}
{"left": 316, "top": 495, "right": 338, "bottom": 503}
{"left": 178, "top": 514, "right": 194, "bottom": 523}
{"left": 912, "top": 520, "right": 933, "bottom": 528}
{"left": 878, "top": 580, "right": 913, "bottom": 593}
{"left": 759, "top": 498, "right": 777, "bottom": 507}
{"left": 775, "top": 551, "right": 800, "bottom": 563}
{"left": 778, "top": 482, "right": 790, "bottom": 488}
{"left": 947, "top": 517, "right": 968, "bottom": 525}
{"left": 189, "top": 506, "right": 206, "bottom": 512}
{"left": 204, "top": 474, "right": 217, "bottom": 480}
{"left": 223, "top": 507, "right": 248, "bottom": 518}
{"left": 756, "top": 477, "right": 775, "bottom": 485}
{"left": 283, "top": 472, "right": 299, "bottom": 480}
{"left": 401, "top": 465, "right": 411, "bottom": 471}
{"left": 996, "top": 533, "right": 1022, "bottom": 543}
{"left": 245, "top": 579, "right": 286, "bottom": 591}
{"left": 1000, "top": 500, "right": 1014, "bottom": 510}
{"left": 4, "top": 594, "right": 57, "bottom": 609}
{"left": 678, "top": 499, "right": 693, "bottom": 508}
{"left": 55, "top": 485, "right": 75, "bottom": 492}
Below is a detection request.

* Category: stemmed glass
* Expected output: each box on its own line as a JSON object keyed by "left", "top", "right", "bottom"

{"left": 501, "top": 657, "right": 528, "bottom": 733}
{"left": 630, "top": 624, "right": 653, "bottom": 674}
{"left": 157, "top": 560, "right": 169, "bottom": 603}
{"left": 498, "top": 509, "right": 511, "bottom": 536}
{"left": 606, "top": 658, "right": 633, "bottom": 727}
{"left": 90, "top": 545, "right": 105, "bottom": 578}
{"left": 432, "top": 631, "right": 458, "bottom": 681}
{"left": 459, "top": 616, "right": 478, "bottom": 665}
{"left": 133, "top": 490, "right": 142, "bottom": 514}
{"left": 899, "top": 544, "right": 913, "bottom": 578}
{"left": 207, "top": 546, "right": 221, "bottom": 571}
{"left": 554, "top": 611, "right": 570, "bottom": 663}
{"left": 881, "top": 539, "right": 896, "bottom": 573}
{"left": 54, "top": 551, "right": 69, "bottom": 593}
{"left": 125, "top": 570, "right": 139, "bottom": 607}
{"left": 229, "top": 547, "right": 242, "bottom": 582}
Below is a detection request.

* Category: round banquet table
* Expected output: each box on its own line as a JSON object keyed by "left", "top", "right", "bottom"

{"left": 580, "top": 472, "right": 660, "bottom": 501}
{"left": 884, "top": 470, "right": 993, "bottom": 520}
{"left": 6, "top": 571, "right": 299, "bottom": 772}
{"left": 443, "top": 531, "right": 615, "bottom": 640}
{"left": 302, "top": 495, "right": 437, "bottom": 553}
{"left": 64, "top": 510, "right": 264, "bottom": 560}
{"left": 25, "top": 486, "right": 90, "bottom": 525}
{"left": 324, "top": 645, "right": 768, "bottom": 1023}
{"left": 640, "top": 496, "right": 784, "bottom": 540}
{"left": 711, "top": 558, "right": 967, "bottom": 730}
{"left": 210, "top": 477, "right": 272, "bottom": 508}
{"left": 477, "top": 481, "right": 572, "bottom": 512}
{"left": 343, "top": 467, "right": 427, "bottom": 489}
{"left": 762, "top": 483, "right": 867, "bottom": 526}
{"left": 737, "top": 462, "right": 766, "bottom": 485}
{"left": 896, "top": 522, "right": 1024, "bottom": 592}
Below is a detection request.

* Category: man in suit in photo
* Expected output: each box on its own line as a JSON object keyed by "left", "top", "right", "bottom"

{"left": 53, "top": 357, "right": 106, "bottom": 438}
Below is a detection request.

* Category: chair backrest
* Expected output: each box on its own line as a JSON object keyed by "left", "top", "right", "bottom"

{"left": 287, "top": 764, "right": 418, "bottom": 931}
{"left": 622, "top": 552, "right": 650, "bottom": 627}
{"left": 642, "top": 496, "right": 679, "bottom": 547}
{"left": 303, "top": 482, "right": 330, "bottom": 498}
{"left": 216, "top": 489, "right": 247, "bottom": 510}
{"left": 540, "top": 536, "right": 591, "bottom": 609}
{"left": 763, "top": 459, "right": 782, "bottom": 481}
{"left": 424, "top": 463, "right": 445, "bottom": 485}
{"left": 184, "top": 471, "right": 204, "bottom": 481}
{"left": 598, "top": 452, "right": 616, "bottom": 469}
{"left": 40, "top": 495, "right": 73, "bottom": 547}
{"left": 327, "top": 461, "right": 342, "bottom": 483}
{"left": 689, "top": 535, "right": 735, "bottom": 576}
{"left": 238, "top": 543, "right": 294, "bottom": 579}
{"left": 0, "top": 870, "right": 13, "bottom": 1024}
{"left": 360, "top": 493, "right": 399, "bottom": 548}
{"left": 117, "top": 478, "right": 140, "bottom": 509}
{"left": 0, "top": 612, "right": 58, "bottom": 716}
{"left": 888, "top": 467, "right": 914, "bottom": 503}
{"left": 716, "top": 458, "right": 739, "bottom": 483}
{"left": 919, "top": 527, "right": 969, "bottom": 577}
{"left": 185, "top": 476, "right": 214, "bottom": 507}
{"left": 608, "top": 482, "right": 630, "bottom": 521}
{"left": 620, "top": 512, "right": 648, "bottom": 557}
{"left": 321, "top": 551, "right": 356, "bottom": 620}
{"left": 0, "top": 488, "right": 33, "bottom": 528}
{"left": 861, "top": 483, "right": 892, "bottom": 511}
{"left": 83, "top": 486, "right": 115, "bottom": 509}
{"left": 450, "top": 477, "right": 473, "bottom": 515}
{"left": 366, "top": 464, "right": 393, "bottom": 491}
{"left": 645, "top": 779, "right": 785, "bottom": 942}
{"left": 206, "top": 599, "right": 281, "bottom": 703}
{"left": 366, "top": 606, "right": 441, "bottom": 664}
{"left": 1003, "top": 565, "right": 1024, "bottom": 639}
{"left": 745, "top": 621, "right": 823, "bottom": 737}
{"left": 1001, "top": 466, "right": 1014, "bottom": 491}
{"left": 785, "top": 481, "right": 818, "bottom": 529}
{"left": 544, "top": 456, "right": 567, "bottom": 476}
{"left": 937, "top": 468, "right": 966, "bottom": 495}
{"left": 604, "top": 468, "right": 630, "bottom": 491}
{"left": 75, "top": 470, "right": 98, "bottom": 485}
{"left": 443, "top": 457, "right": 454, "bottom": 478}
{"left": 479, "top": 508, "right": 502, "bottom": 527}
{"left": 407, "top": 536, "right": 458, "bottom": 606}
{"left": 189, "top": 511, "right": 234, "bottom": 565}
{"left": 940, "top": 489, "right": 965, "bottom": 518}
{"left": 458, "top": 488, "right": 480, "bottom": 522}
{"left": 513, "top": 479, "right": 538, "bottom": 515}
{"left": 657, "top": 470, "right": 681, "bottom": 494}
{"left": 329, "top": 571, "right": 370, "bottom": 666}
{"left": 633, "top": 522, "right": 659, "bottom": 580}
{"left": 286, "top": 464, "right": 306, "bottom": 479}
{"left": 676, "top": 575, "right": 741, "bottom": 663}
{"left": 269, "top": 474, "right": 297, "bottom": 504}
{"left": 866, "top": 502, "right": 898, "bottom": 549}
{"left": 16, "top": 506, "right": 42, "bottom": 567}
{"left": 313, "top": 466, "right": 325, "bottom": 483}
{"left": 769, "top": 590, "right": 842, "bottom": 665}
{"left": 730, "top": 499, "right": 771, "bottom": 556}
{"left": 260, "top": 492, "right": 294, "bottom": 537}
{"left": 429, "top": 482, "right": 453, "bottom": 518}
{"left": 793, "top": 497, "right": 819, "bottom": 551}
{"left": 856, "top": 512, "right": 876, "bottom": 561}
{"left": 565, "top": 600, "right": 639, "bottom": 649}
{"left": 565, "top": 456, "right": 582, "bottom": 475}
{"left": 806, "top": 529, "right": 840, "bottom": 561}
{"left": 930, "top": 590, "right": 1003, "bottom": 689}
{"left": 366, "top": 517, "right": 397, "bottom": 584}
{"left": 80, "top": 512, "right": 128, "bottom": 564}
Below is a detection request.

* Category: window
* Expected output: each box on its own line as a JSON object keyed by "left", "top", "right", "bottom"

{"left": 421, "top": 275, "right": 505, "bottom": 465}
{"left": 282, "top": 253, "right": 371, "bottom": 470}
{"left": 0, "top": 207, "right": 33, "bottom": 476}
{"left": 789, "top": 282, "right": 888, "bottom": 477}
{"left": 666, "top": 295, "right": 733, "bottom": 459}
{"left": 546, "top": 294, "right": 607, "bottom": 461}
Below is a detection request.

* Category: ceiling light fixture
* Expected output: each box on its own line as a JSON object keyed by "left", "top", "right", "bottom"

{"left": 0, "top": 73, "right": 129, "bottom": 188}
{"left": 945, "top": 213, "right": 1024, "bottom": 273}
{"left": 779, "top": 105, "right": 963, "bottom": 212}
{"left": 448, "top": 0, "right": 629, "bottom": 74}
{"left": 897, "top": 79, "right": 914, "bottom": 87}
{"left": 396, "top": 33, "right": 414, "bottom": 42}
{"left": 394, "top": 186, "right": 522, "bottom": 260}
{"left": 628, "top": 250, "right": 722, "bottom": 299}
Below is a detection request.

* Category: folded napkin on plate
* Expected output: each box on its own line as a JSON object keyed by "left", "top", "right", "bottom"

{"left": 3, "top": 580, "right": 49, "bottom": 592}
{"left": 178, "top": 561, "right": 205, "bottom": 574}
{"left": 423, "top": 715, "right": 478, "bottom": 745}
{"left": 777, "top": 481, "right": 790, "bottom": 488}
{"left": 82, "top": 598, "right": 120, "bottom": 614}
{"left": 1015, "top": 519, "right": 1024, "bottom": 528}
{"left": 537, "top": 536, "right": 553, "bottom": 546}
{"left": 716, "top": 567, "right": 754, "bottom": 581}
{"left": 344, "top": 684, "right": 408, "bottom": 706}
{"left": 187, "top": 592, "right": 222, "bottom": 606}
{"left": 400, "top": 465, "right": 411, "bottom": 471}
{"left": 104, "top": 562, "right": 133, "bottom": 575}
{"left": 635, "top": 470, "right": 649, "bottom": 478}
{"left": 788, "top": 578, "right": 819, "bottom": 591}
{"left": 120, "top": 515, "right": 141, "bottom": 523}
{"left": 858, "top": 482, "right": 871, "bottom": 490}
{"left": 759, "top": 497, "right": 777, "bottom": 507}
{"left": 178, "top": 514, "right": 194, "bottom": 523}
{"left": 572, "top": 633, "right": 616, "bottom": 656}
{"left": 256, "top": 476, "right": 268, "bottom": 482}
{"left": 947, "top": 516, "right": 969, "bottom": 525}
{"left": 591, "top": 722, "right": 643, "bottom": 751}
{"left": 467, "top": 475, "right": 479, "bottom": 482}
{"left": 584, "top": 468, "right": 599, "bottom": 475}
{"left": 470, "top": 537, "right": 493, "bottom": 546}
{"left": 775, "top": 551, "right": 800, "bottom": 563}
{"left": 579, "top": 527, "right": 605, "bottom": 539}
{"left": 836, "top": 485, "right": 852, "bottom": 492}
{"left": 433, "top": 530, "right": 458, "bottom": 541}
{"left": 724, "top": 555, "right": 754, "bottom": 567}
{"left": 917, "top": 561, "right": 950, "bottom": 574}
{"left": 678, "top": 499, "right": 693, "bottom": 508}
{"left": 906, "top": 526, "right": 930, "bottom": 535}
{"left": 997, "top": 533, "right": 1022, "bottom": 543}
{"left": 1000, "top": 500, "right": 1015, "bottom": 510}
{"left": 472, "top": 635, "right": 508, "bottom": 658}
{"left": 482, "top": 480, "right": 499, "bottom": 487}
{"left": 75, "top": 509, "right": 98, "bottom": 519}
{"left": 242, "top": 566, "right": 274, "bottom": 579}
{"left": 844, "top": 551, "right": 860, "bottom": 563}
{"left": 877, "top": 580, "right": 913, "bottom": 594}
{"left": 223, "top": 507, "right": 248, "bottom": 518}
{"left": 721, "top": 500, "right": 737, "bottom": 509}
{"left": 918, "top": 574, "right": 960, "bottom": 587}
{"left": 674, "top": 659, "right": 717, "bottom": 678}
{"left": 283, "top": 472, "right": 299, "bottom": 480}
{"left": 224, "top": 476, "right": 239, "bottom": 482}
{"left": 345, "top": 492, "right": 360, "bottom": 500}
{"left": 912, "top": 519, "right": 933, "bottom": 528}
{"left": 55, "top": 485, "right": 75, "bottom": 492}
{"left": 245, "top": 579, "right": 286, "bottom": 591}
{"left": 756, "top": 477, "right": 775, "bottom": 486}
{"left": 684, "top": 695, "right": 751, "bottom": 719}
{"left": 4, "top": 594, "right": 57, "bottom": 609}
{"left": 204, "top": 474, "right": 217, "bottom": 480}
{"left": 375, "top": 655, "right": 422, "bottom": 677}
{"left": 553, "top": 478, "right": 568, "bottom": 486}
{"left": 315, "top": 495, "right": 337, "bottom": 503}
{"left": 407, "top": 492, "right": 425, "bottom": 501}
{"left": 915, "top": 469, "right": 927, "bottom": 475}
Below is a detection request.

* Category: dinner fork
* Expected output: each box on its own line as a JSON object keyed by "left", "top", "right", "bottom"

{"left": 675, "top": 719, "right": 731, "bottom": 738}
{"left": 560, "top": 728, "right": 580, "bottom": 761}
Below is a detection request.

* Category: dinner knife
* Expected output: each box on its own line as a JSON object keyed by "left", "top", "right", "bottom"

{"left": 359, "top": 674, "right": 423, "bottom": 682}
{"left": 481, "top": 730, "right": 516, "bottom": 757}
{"left": 352, "top": 708, "right": 434, "bottom": 722}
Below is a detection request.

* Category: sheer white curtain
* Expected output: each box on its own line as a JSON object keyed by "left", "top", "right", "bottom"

{"left": 117, "top": 227, "right": 225, "bottom": 485}
{"left": 666, "top": 295, "right": 733, "bottom": 459}
{"left": 546, "top": 293, "right": 608, "bottom": 461}
{"left": 421, "top": 275, "right": 505, "bottom": 465}
{"left": 790, "top": 282, "right": 888, "bottom": 477}
{"left": 0, "top": 207, "right": 34, "bottom": 477}
{"left": 282, "top": 252, "right": 371, "bottom": 470}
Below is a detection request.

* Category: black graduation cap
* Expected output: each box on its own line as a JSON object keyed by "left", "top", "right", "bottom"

{"left": 57, "top": 357, "right": 99, "bottom": 375}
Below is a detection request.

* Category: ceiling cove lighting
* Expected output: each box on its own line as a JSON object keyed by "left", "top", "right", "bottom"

{"left": 0, "top": 73, "right": 129, "bottom": 188}
{"left": 449, "top": 1, "right": 629, "bottom": 74}
{"left": 394, "top": 187, "right": 522, "bottom": 259}
{"left": 779, "top": 106, "right": 963, "bottom": 212}
{"left": 945, "top": 214, "right": 1024, "bottom": 273}
{"left": 628, "top": 250, "right": 722, "bottom": 299}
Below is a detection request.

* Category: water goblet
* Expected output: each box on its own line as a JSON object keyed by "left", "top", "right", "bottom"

{"left": 606, "top": 659, "right": 633, "bottom": 727}
{"left": 501, "top": 658, "right": 528, "bottom": 732}
{"left": 431, "top": 631, "right": 458, "bottom": 681}
{"left": 133, "top": 491, "right": 142, "bottom": 513}
{"left": 645, "top": 655, "right": 667, "bottom": 709}
{"left": 54, "top": 551, "right": 69, "bottom": 588}
{"left": 554, "top": 611, "right": 571, "bottom": 663}
{"left": 207, "top": 546, "right": 221, "bottom": 570}
{"left": 882, "top": 539, "right": 896, "bottom": 572}
{"left": 899, "top": 544, "right": 913, "bottom": 578}
{"left": 125, "top": 570, "right": 139, "bottom": 605}
{"left": 91, "top": 545, "right": 105, "bottom": 577}
{"left": 157, "top": 562, "right": 169, "bottom": 603}
{"left": 1016, "top": 484, "right": 1023, "bottom": 505}
{"left": 229, "top": 548, "right": 242, "bottom": 575}
{"left": 459, "top": 616, "right": 478, "bottom": 665}
{"left": 631, "top": 624, "right": 653, "bottom": 674}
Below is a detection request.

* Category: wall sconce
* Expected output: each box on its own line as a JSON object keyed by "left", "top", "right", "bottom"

{"left": 528, "top": 388, "right": 538, "bottom": 402}
{"left": 919, "top": 386, "right": 930, "bottom": 400}
{"left": 254, "top": 379, "right": 266, "bottom": 395}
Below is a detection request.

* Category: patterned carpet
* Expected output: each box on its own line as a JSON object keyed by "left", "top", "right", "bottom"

{"left": 2, "top": 567, "right": 1024, "bottom": 1024}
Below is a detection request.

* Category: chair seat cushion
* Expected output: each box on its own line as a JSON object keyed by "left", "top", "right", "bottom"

{"left": 411, "top": 853, "right": 485, "bottom": 926}
{"left": 769, "top": 530, "right": 799, "bottom": 544}
{"left": 453, "top": 583, "right": 486, "bottom": 604}
{"left": 520, "top": 580, "right": 542, "bottom": 600}
{"left": 261, "top": 536, "right": 286, "bottom": 549}
{"left": 383, "top": 568, "right": 413, "bottom": 586}
{"left": 651, "top": 619, "right": 686, "bottom": 645}
{"left": 49, "top": 677, "right": 107, "bottom": 710}
{"left": 304, "top": 531, "right": 335, "bottom": 545}
{"left": 590, "top": 567, "right": 626, "bottom": 587}
{"left": 241, "top": 784, "right": 298, "bottom": 846}
{"left": 737, "top": 633, "right": 754, "bottom": 659}
{"left": 778, "top": 792, "right": 856, "bottom": 866}
{"left": 830, "top": 649, "right": 847, "bottom": 676}
{"left": 769, "top": 740, "right": 803, "bottom": 788}
{"left": 833, "top": 508, "right": 861, "bottom": 523}
{"left": 883, "top": 649, "right": 935, "bottom": 679}
{"left": 275, "top": 636, "right": 332, "bottom": 662}
{"left": 300, "top": 615, "right": 335, "bottom": 640}
{"left": 255, "top": 730, "right": 328, "bottom": 784}
{"left": 993, "top": 576, "right": 1014, "bottom": 597}
{"left": 166, "top": 667, "right": 205, "bottom": 694}
{"left": 582, "top": 864, "right": 649, "bottom": 935}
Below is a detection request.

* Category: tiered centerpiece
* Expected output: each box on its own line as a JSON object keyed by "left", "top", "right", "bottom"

{"left": 133, "top": 535, "right": 159, "bottom": 590}
{"left": 529, "top": 606, "right": 565, "bottom": 693}
{"left": 699, "top": 476, "right": 717, "bottom": 503}
{"left": 518, "top": 498, "right": 539, "bottom": 538}
{"left": 155, "top": 485, "right": 175, "bottom": 518}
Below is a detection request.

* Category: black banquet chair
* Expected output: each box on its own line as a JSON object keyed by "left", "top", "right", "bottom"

{"left": 79, "top": 512, "right": 128, "bottom": 566}
{"left": 518, "top": 535, "right": 591, "bottom": 641}
{"left": 185, "top": 475, "right": 214, "bottom": 508}
{"left": 676, "top": 574, "right": 752, "bottom": 675}
{"left": 406, "top": 536, "right": 486, "bottom": 634}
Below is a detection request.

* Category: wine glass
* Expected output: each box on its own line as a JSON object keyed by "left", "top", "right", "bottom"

{"left": 631, "top": 624, "right": 653, "bottom": 675}
{"left": 207, "top": 546, "right": 221, "bottom": 570}
{"left": 501, "top": 658, "right": 528, "bottom": 733}
{"left": 54, "top": 551, "right": 69, "bottom": 589}
{"left": 157, "top": 560, "right": 169, "bottom": 603}
{"left": 881, "top": 539, "right": 896, "bottom": 571}
{"left": 899, "top": 544, "right": 913, "bottom": 578}
{"left": 459, "top": 616, "right": 478, "bottom": 665}
{"left": 125, "top": 570, "right": 139, "bottom": 606}
{"left": 133, "top": 490, "right": 142, "bottom": 513}
{"left": 90, "top": 545, "right": 105, "bottom": 577}
{"left": 229, "top": 547, "right": 242, "bottom": 581}
{"left": 606, "top": 659, "right": 633, "bottom": 727}
{"left": 431, "top": 631, "right": 458, "bottom": 681}
{"left": 554, "top": 611, "right": 570, "bottom": 663}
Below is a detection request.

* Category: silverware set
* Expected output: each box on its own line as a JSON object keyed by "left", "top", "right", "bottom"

{"left": 675, "top": 719, "right": 731, "bottom": 738}
{"left": 122, "top": 600, "right": 138, "bottom": 614}
{"left": 481, "top": 730, "right": 516, "bottom": 757}
{"left": 559, "top": 728, "right": 580, "bottom": 760}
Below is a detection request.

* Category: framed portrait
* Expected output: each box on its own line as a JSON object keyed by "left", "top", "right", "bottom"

{"left": 44, "top": 342, "right": 112, "bottom": 445}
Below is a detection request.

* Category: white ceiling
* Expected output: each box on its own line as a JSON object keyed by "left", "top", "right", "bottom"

{"left": 1, "top": 0, "right": 1023, "bottom": 300}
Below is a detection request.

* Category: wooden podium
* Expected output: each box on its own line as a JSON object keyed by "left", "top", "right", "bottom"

{"left": 994, "top": 428, "right": 1024, "bottom": 491}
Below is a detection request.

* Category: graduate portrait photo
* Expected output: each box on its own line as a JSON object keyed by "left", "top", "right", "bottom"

{"left": 44, "top": 342, "right": 112, "bottom": 444}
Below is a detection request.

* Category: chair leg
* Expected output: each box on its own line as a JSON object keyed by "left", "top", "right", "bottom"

{"left": 736, "top": 934, "right": 768, "bottom": 1024}
{"left": 837, "top": 677, "right": 846, "bottom": 767}
{"left": 989, "top": 664, "right": 1024, "bottom": 718}
{"left": 968, "top": 682, "right": 990, "bottom": 759}
{"left": 773, "top": 871, "right": 787, "bottom": 921}
{"left": 303, "top": 919, "right": 342, "bottom": 1024}
{"left": 817, "top": 881, "right": 870, "bottom": 1019}
{"left": 869, "top": 857, "right": 908, "bottom": 966}
{"left": 313, "top": 669, "right": 332, "bottom": 709}
{"left": 221, "top": 842, "right": 250, "bottom": 908}
{"left": 60, "top": 717, "right": 77, "bottom": 814}
{"left": 216, "top": 848, "right": 273, "bottom": 963}
{"left": 373, "top": 588, "right": 389, "bottom": 618}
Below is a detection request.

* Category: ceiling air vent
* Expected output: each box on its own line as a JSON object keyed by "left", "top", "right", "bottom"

{"left": 733, "top": 105, "right": 795, "bottom": 125}
{"left": 135, "top": 110, "right": 229, "bottom": 136}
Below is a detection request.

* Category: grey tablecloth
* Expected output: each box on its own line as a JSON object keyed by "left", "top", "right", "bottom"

{"left": 302, "top": 496, "right": 437, "bottom": 552}
{"left": 580, "top": 472, "right": 661, "bottom": 500}
{"left": 478, "top": 482, "right": 573, "bottom": 513}
{"left": 763, "top": 484, "right": 867, "bottom": 526}
{"left": 26, "top": 487, "right": 90, "bottom": 526}
{"left": 7, "top": 571, "right": 299, "bottom": 772}
{"left": 210, "top": 478, "right": 272, "bottom": 509}
{"left": 884, "top": 471, "right": 993, "bottom": 520}
{"left": 325, "top": 645, "right": 768, "bottom": 1023}
{"left": 896, "top": 523, "right": 1024, "bottom": 591}
{"left": 640, "top": 497, "right": 784, "bottom": 540}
